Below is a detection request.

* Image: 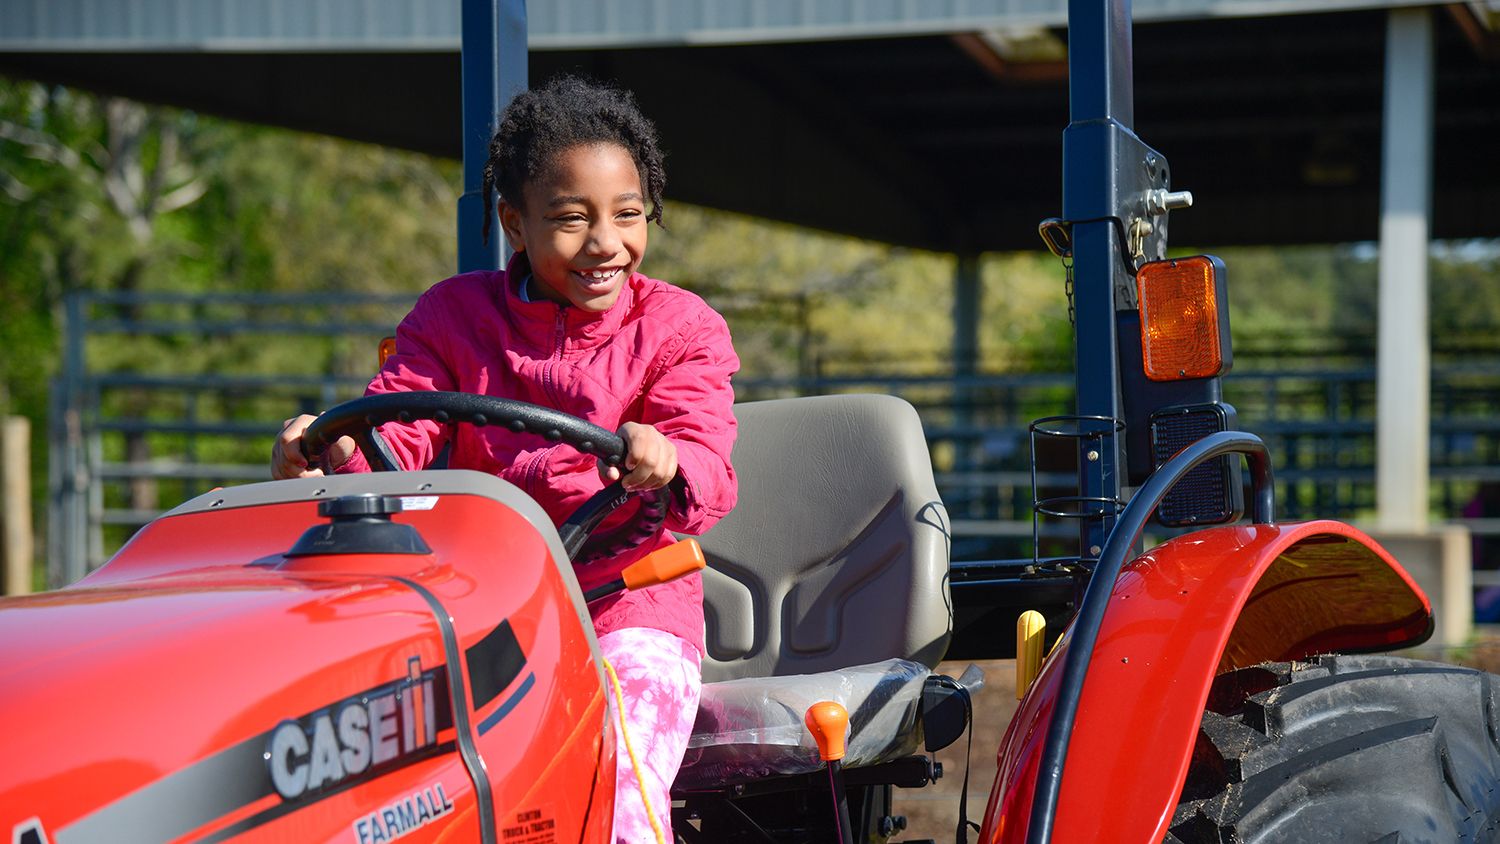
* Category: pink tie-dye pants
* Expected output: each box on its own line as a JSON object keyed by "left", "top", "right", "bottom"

{"left": 599, "top": 627, "right": 702, "bottom": 844}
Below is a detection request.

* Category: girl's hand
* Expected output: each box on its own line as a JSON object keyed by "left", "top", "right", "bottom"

{"left": 599, "top": 422, "right": 678, "bottom": 492}
{"left": 271, "top": 414, "right": 356, "bottom": 479}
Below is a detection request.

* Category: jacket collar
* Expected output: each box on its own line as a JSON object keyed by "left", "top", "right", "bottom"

{"left": 499, "top": 252, "right": 637, "bottom": 352}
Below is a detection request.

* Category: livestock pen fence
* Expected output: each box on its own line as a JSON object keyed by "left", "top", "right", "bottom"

{"left": 50, "top": 290, "right": 1500, "bottom": 591}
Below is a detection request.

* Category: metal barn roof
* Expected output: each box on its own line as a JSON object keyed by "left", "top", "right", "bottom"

{"left": 0, "top": 0, "right": 1454, "bottom": 50}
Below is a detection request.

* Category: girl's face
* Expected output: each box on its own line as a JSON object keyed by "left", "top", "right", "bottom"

{"left": 498, "top": 143, "right": 648, "bottom": 313}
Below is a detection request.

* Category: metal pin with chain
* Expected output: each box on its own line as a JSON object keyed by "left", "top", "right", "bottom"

{"left": 1038, "top": 218, "right": 1077, "bottom": 327}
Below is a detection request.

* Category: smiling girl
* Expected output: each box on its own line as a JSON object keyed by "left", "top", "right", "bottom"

{"left": 271, "top": 75, "right": 739, "bottom": 843}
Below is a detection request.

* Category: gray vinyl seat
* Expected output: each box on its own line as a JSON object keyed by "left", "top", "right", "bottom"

{"left": 675, "top": 394, "right": 953, "bottom": 788}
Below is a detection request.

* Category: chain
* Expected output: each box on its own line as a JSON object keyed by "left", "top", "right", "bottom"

{"left": 1062, "top": 256, "right": 1076, "bottom": 327}
{"left": 1037, "top": 217, "right": 1077, "bottom": 328}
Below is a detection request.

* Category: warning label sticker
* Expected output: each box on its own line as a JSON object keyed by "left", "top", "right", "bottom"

{"left": 500, "top": 809, "right": 556, "bottom": 843}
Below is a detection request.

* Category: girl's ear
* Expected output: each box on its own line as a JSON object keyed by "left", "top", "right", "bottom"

{"left": 497, "top": 201, "right": 526, "bottom": 253}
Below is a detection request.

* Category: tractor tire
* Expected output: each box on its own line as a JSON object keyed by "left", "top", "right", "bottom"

{"left": 1167, "top": 654, "right": 1500, "bottom": 844}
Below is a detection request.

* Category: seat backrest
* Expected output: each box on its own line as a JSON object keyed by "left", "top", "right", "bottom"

{"left": 696, "top": 394, "right": 952, "bottom": 683}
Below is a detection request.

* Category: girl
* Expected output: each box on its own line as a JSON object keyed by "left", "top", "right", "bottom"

{"left": 271, "top": 75, "right": 738, "bottom": 843}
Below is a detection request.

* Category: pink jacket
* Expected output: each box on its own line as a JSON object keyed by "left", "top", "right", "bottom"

{"left": 336, "top": 263, "right": 739, "bottom": 652}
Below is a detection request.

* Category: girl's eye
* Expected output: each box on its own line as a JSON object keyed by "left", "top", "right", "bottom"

{"left": 616, "top": 209, "right": 642, "bottom": 221}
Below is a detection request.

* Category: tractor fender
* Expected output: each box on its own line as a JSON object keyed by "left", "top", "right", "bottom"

{"left": 979, "top": 519, "right": 1431, "bottom": 843}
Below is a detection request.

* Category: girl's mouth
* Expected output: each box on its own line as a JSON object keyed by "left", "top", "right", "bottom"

{"left": 572, "top": 267, "right": 624, "bottom": 288}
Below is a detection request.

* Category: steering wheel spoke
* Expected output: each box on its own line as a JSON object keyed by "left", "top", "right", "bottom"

{"left": 353, "top": 427, "right": 403, "bottom": 473}
{"left": 559, "top": 480, "right": 676, "bottom": 566}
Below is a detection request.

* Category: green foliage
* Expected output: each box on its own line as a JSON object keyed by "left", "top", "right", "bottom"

{"left": 1431, "top": 242, "right": 1500, "bottom": 348}
{"left": 1207, "top": 244, "right": 1378, "bottom": 362}
{"left": 0, "top": 80, "right": 470, "bottom": 563}
{"left": 647, "top": 210, "right": 1081, "bottom": 380}
{"left": 979, "top": 252, "right": 1073, "bottom": 371}
{"left": 645, "top": 208, "right": 956, "bottom": 379}
{"left": 1204, "top": 241, "right": 1500, "bottom": 364}
{"left": 0, "top": 79, "right": 465, "bottom": 418}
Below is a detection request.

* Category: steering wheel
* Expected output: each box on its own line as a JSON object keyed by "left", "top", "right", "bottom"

{"left": 300, "top": 392, "right": 672, "bottom": 565}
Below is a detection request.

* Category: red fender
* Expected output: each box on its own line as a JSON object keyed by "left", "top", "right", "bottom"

{"left": 979, "top": 519, "right": 1431, "bottom": 843}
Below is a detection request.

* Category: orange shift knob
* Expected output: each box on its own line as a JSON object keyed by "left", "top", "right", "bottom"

{"left": 804, "top": 700, "right": 850, "bottom": 762}
{"left": 620, "top": 538, "right": 706, "bottom": 591}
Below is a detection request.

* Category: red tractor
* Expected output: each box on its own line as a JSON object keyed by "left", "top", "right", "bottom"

{"left": 3, "top": 0, "right": 1496, "bottom": 843}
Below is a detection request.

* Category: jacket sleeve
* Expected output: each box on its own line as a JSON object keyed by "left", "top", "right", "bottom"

{"left": 641, "top": 306, "right": 740, "bottom": 535}
{"left": 332, "top": 290, "right": 455, "bottom": 474}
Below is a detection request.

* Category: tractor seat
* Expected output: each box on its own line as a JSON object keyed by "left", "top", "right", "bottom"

{"left": 672, "top": 394, "right": 954, "bottom": 789}
{"left": 675, "top": 657, "right": 940, "bottom": 788}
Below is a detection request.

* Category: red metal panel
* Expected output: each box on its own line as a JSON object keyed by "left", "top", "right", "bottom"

{"left": 0, "top": 492, "right": 614, "bottom": 843}
{"left": 979, "top": 635, "right": 1070, "bottom": 843}
{"left": 980, "top": 519, "right": 1430, "bottom": 843}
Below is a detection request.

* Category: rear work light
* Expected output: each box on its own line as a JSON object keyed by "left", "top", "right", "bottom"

{"left": 1151, "top": 403, "right": 1243, "bottom": 526}
{"left": 1137, "top": 255, "right": 1230, "bottom": 382}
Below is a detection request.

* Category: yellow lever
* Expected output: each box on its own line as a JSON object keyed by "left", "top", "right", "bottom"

{"left": 1016, "top": 610, "right": 1047, "bottom": 700}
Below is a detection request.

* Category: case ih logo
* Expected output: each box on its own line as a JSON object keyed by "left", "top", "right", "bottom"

{"left": 266, "top": 657, "right": 445, "bottom": 801}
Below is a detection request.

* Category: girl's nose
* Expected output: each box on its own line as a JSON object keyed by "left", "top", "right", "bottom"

{"left": 586, "top": 223, "right": 622, "bottom": 256}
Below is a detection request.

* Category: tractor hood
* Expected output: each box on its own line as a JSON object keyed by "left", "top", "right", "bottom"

{"left": 0, "top": 560, "right": 454, "bottom": 842}
{"left": 0, "top": 471, "right": 607, "bottom": 844}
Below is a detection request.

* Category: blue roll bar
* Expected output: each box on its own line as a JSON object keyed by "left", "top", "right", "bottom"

{"left": 458, "top": 0, "right": 527, "bottom": 273}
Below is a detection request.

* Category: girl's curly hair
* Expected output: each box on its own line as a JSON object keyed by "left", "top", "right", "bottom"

{"left": 482, "top": 75, "right": 667, "bottom": 244}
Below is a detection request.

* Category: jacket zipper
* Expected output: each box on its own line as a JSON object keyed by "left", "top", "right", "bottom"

{"left": 542, "top": 308, "right": 566, "bottom": 403}
{"left": 526, "top": 309, "right": 569, "bottom": 496}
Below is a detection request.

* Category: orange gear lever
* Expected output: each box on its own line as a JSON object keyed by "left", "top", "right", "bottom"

{"left": 805, "top": 701, "right": 854, "bottom": 844}
{"left": 583, "top": 538, "right": 708, "bottom": 604}
{"left": 620, "top": 538, "right": 706, "bottom": 591}
{"left": 804, "top": 700, "right": 850, "bottom": 762}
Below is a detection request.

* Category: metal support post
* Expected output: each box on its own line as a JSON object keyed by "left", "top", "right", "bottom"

{"left": 1067, "top": 0, "right": 1134, "bottom": 129}
{"left": 1027, "top": 0, "right": 1152, "bottom": 840}
{"left": 458, "top": 0, "right": 527, "bottom": 273}
{"left": 2, "top": 416, "right": 32, "bottom": 595}
{"left": 51, "top": 293, "right": 89, "bottom": 587}
{"left": 1060, "top": 0, "right": 1138, "bottom": 558}
{"left": 1376, "top": 7, "right": 1434, "bottom": 533}
{"left": 954, "top": 253, "right": 981, "bottom": 379}
{"left": 954, "top": 252, "right": 982, "bottom": 468}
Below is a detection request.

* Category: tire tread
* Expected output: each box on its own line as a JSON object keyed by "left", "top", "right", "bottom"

{"left": 1169, "top": 655, "right": 1500, "bottom": 844}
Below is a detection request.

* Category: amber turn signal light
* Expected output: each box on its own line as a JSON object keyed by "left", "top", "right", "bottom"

{"left": 378, "top": 336, "right": 398, "bottom": 368}
{"left": 1136, "top": 255, "right": 1230, "bottom": 382}
{"left": 620, "top": 538, "right": 706, "bottom": 591}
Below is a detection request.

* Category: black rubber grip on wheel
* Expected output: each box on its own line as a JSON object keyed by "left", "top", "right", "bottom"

{"left": 303, "top": 392, "right": 626, "bottom": 466}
